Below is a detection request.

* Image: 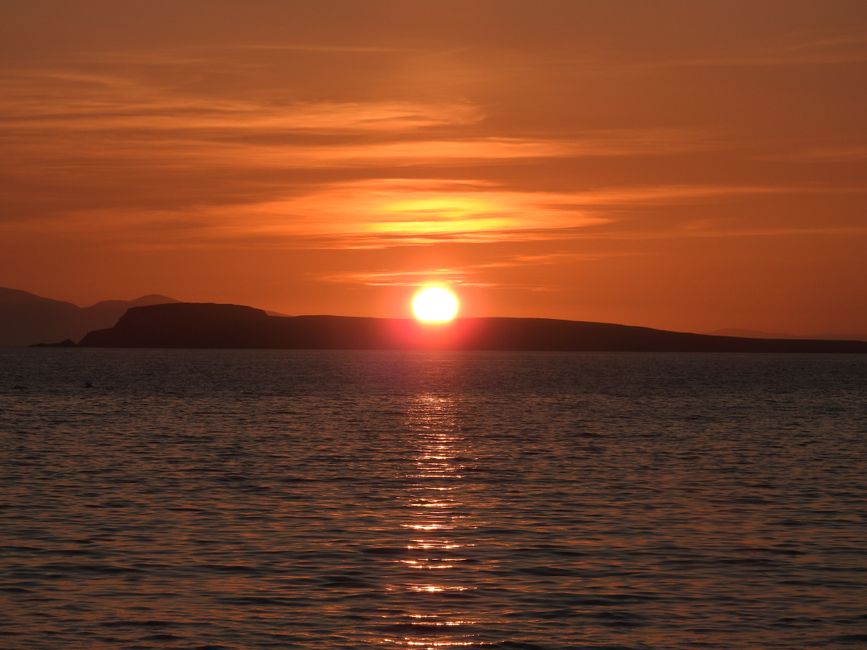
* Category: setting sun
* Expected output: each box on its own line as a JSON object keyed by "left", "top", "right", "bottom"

{"left": 411, "top": 286, "right": 460, "bottom": 323}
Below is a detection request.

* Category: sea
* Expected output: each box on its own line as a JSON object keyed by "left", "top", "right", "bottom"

{"left": 1, "top": 349, "right": 866, "bottom": 649}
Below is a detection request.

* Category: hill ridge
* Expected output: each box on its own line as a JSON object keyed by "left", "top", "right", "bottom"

{"left": 76, "top": 302, "right": 867, "bottom": 353}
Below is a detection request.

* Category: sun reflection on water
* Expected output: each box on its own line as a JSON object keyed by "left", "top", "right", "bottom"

{"left": 380, "top": 393, "right": 488, "bottom": 649}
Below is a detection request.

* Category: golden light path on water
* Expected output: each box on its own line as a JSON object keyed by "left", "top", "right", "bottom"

{"left": 380, "top": 394, "right": 489, "bottom": 649}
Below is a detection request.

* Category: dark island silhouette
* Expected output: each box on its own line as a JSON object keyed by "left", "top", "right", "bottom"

{"left": 65, "top": 302, "right": 867, "bottom": 353}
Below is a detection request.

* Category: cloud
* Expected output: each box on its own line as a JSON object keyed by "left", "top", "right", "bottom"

{"left": 207, "top": 178, "right": 610, "bottom": 244}
{"left": 1, "top": 67, "right": 715, "bottom": 196}
{"left": 2, "top": 56, "right": 863, "bottom": 257}
{"left": 758, "top": 146, "right": 867, "bottom": 163}
{"left": 635, "top": 31, "right": 867, "bottom": 69}
{"left": 317, "top": 252, "right": 615, "bottom": 288}
{"left": 0, "top": 177, "right": 600, "bottom": 247}
{"left": 0, "top": 71, "right": 483, "bottom": 133}
{"left": 0, "top": 66, "right": 723, "bottom": 232}
{"left": 17, "top": 176, "right": 855, "bottom": 253}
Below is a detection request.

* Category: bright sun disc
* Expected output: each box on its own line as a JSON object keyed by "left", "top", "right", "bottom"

{"left": 411, "top": 286, "right": 460, "bottom": 323}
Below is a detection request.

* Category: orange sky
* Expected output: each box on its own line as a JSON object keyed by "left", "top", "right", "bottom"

{"left": 2, "top": 0, "right": 866, "bottom": 336}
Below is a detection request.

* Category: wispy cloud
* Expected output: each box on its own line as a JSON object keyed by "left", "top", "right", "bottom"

{"left": 0, "top": 71, "right": 483, "bottom": 133}
{"left": 15, "top": 177, "right": 854, "bottom": 252}
{"left": 317, "top": 252, "right": 615, "bottom": 288}
{"left": 758, "top": 145, "right": 867, "bottom": 163}
{"left": 152, "top": 178, "right": 611, "bottom": 247}
{"left": 641, "top": 31, "right": 867, "bottom": 69}
{"left": 2, "top": 57, "right": 863, "bottom": 256}
{"left": 1, "top": 68, "right": 714, "bottom": 184}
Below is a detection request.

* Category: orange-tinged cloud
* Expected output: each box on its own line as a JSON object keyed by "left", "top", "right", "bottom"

{"left": 180, "top": 178, "right": 610, "bottom": 247}
{"left": 0, "top": 70, "right": 483, "bottom": 131}
{"left": 2, "top": 68, "right": 715, "bottom": 182}
{"left": 7, "top": 175, "right": 861, "bottom": 253}
{"left": 318, "top": 252, "right": 620, "bottom": 289}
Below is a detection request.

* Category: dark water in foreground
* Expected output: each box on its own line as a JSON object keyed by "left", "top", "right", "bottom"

{"left": 1, "top": 350, "right": 866, "bottom": 649}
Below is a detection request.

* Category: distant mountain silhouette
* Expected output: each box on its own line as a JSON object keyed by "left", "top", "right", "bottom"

{"left": 76, "top": 302, "right": 867, "bottom": 353}
{"left": 0, "top": 287, "right": 176, "bottom": 346}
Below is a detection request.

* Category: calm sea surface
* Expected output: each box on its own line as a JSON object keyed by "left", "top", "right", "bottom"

{"left": 1, "top": 350, "right": 866, "bottom": 649}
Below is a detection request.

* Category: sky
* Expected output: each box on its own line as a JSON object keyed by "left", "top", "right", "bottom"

{"left": 2, "top": 0, "right": 866, "bottom": 336}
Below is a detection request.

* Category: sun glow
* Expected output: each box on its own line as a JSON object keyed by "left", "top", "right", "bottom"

{"left": 411, "top": 286, "right": 460, "bottom": 323}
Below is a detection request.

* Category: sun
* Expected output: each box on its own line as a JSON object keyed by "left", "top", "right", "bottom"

{"left": 411, "top": 285, "right": 460, "bottom": 323}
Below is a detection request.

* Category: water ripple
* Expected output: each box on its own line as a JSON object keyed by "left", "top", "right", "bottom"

{"left": 1, "top": 349, "right": 866, "bottom": 648}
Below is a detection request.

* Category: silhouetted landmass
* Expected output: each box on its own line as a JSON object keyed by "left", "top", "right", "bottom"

{"left": 0, "top": 287, "right": 176, "bottom": 346}
{"left": 710, "top": 328, "right": 797, "bottom": 339}
{"left": 711, "top": 328, "right": 867, "bottom": 341}
{"left": 76, "top": 303, "right": 867, "bottom": 352}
